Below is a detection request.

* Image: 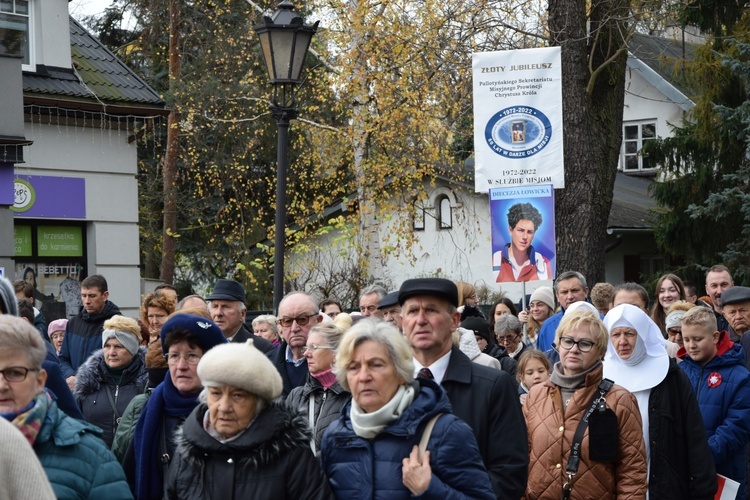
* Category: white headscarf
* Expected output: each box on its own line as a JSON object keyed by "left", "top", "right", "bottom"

{"left": 603, "top": 304, "right": 669, "bottom": 392}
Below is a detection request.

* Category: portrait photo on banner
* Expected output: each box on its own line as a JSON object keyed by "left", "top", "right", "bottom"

{"left": 489, "top": 185, "right": 556, "bottom": 283}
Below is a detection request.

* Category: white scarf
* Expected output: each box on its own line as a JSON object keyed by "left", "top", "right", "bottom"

{"left": 350, "top": 384, "right": 416, "bottom": 439}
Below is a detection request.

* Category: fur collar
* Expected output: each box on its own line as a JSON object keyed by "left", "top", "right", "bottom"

{"left": 173, "top": 401, "right": 312, "bottom": 470}
{"left": 73, "top": 346, "right": 148, "bottom": 399}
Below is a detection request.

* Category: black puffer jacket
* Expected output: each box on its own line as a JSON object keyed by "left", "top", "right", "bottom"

{"left": 287, "top": 374, "right": 351, "bottom": 452}
{"left": 167, "top": 402, "right": 332, "bottom": 500}
{"left": 74, "top": 347, "right": 148, "bottom": 447}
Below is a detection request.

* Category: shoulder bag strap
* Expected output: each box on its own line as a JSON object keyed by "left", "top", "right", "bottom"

{"left": 418, "top": 413, "right": 443, "bottom": 463}
{"left": 562, "top": 378, "right": 614, "bottom": 500}
{"left": 104, "top": 386, "right": 121, "bottom": 427}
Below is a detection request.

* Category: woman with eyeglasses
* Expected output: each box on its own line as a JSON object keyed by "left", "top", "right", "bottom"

{"left": 0, "top": 315, "right": 132, "bottom": 498}
{"left": 494, "top": 314, "right": 528, "bottom": 361}
{"left": 121, "top": 313, "right": 227, "bottom": 500}
{"left": 287, "top": 324, "right": 351, "bottom": 455}
{"left": 523, "top": 308, "right": 647, "bottom": 499}
{"left": 74, "top": 315, "right": 148, "bottom": 447}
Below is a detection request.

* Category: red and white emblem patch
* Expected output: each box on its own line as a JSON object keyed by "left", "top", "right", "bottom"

{"left": 707, "top": 372, "right": 722, "bottom": 388}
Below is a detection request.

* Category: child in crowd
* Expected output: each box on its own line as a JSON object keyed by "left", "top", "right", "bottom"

{"left": 517, "top": 350, "right": 551, "bottom": 405}
{"left": 678, "top": 307, "right": 750, "bottom": 496}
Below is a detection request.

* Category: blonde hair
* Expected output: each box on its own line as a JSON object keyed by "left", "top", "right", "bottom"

{"left": 555, "top": 309, "right": 609, "bottom": 358}
{"left": 251, "top": 315, "right": 278, "bottom": 334}
{"left": 333, "top": 312, "right": 353, "bottom": 332}
{"left": 310, "top": 324, "right": 344, "bottom": 349}
{"left": 455, "top": 281, "right": 477, "bottom": 307}
{"left": 334, "top": 319, "right": 414, "bottom": 392}
{"left": 103, "top": 315, "right": 141, "bottom": 337}
{"left": 679, "top": 306, "right": 717, "bottom": 333}
{"left": 666, "top": 300, "right": 695, "bottom": 315}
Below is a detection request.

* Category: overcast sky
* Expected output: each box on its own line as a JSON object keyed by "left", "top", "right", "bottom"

{"left": 69, "top": 0, "right": 114, "bottom": 21}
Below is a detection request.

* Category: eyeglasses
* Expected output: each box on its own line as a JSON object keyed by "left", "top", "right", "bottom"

{"left": 667, "top": 328, "right": 682, "bottom": 336}
{"left": 164, "top": 352, "right": 202, "bottom": 365}
{"left": 302, "top": 344, "right": 334, "bottom": 354}
{"left": 0, "top": 367, "right": 39, "bottom": 383}
{"left": 497, "top": 333, "right": 520, "bottom": 344}
{"left": 278, "top": 314, "right": 317, "bottom": 328}
{"left": 559, "top": 337, "right": 596, "bottom": 353}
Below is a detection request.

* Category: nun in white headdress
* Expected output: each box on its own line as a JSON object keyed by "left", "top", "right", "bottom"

{"left": 603, "top": 304, "right": 716, "bottom": 499}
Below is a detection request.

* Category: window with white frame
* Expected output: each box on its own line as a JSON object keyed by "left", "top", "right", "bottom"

{"left": 413, "top": 202, "right": 425, "bottom": 230}
{"left": 438, "top": 196, "right": 452, "bottom": 229}
{"left": 0, "top": 0, "right": 30, "bottom": 66}
{"left": 622, "top": 121, "right": 656, "bottom": 172}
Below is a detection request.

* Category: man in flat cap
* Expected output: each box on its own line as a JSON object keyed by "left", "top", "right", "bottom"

{"left": 399, "top": 277, "right": 528, "bottom": 499}
{"left": 377, "top": 291, "right": 402, "bottom": 331}
{"left": 207, "top": 279, "right": 274, "bottom": 354}
{"left": 722, "top": 286, "right": 750, "bottom": 368}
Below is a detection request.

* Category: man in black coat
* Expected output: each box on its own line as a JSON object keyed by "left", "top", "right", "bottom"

{"left": 267, "top": 291, "right": 322, "bottom": 398}
{"left": 399, "top": 278, "right": 528, "bottom": 500}
{"left": 207, "top": 279, "right": 275, "bottom": 354}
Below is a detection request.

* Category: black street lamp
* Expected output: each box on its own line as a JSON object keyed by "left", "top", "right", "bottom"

{"left": 254, "top": 1, "right": 317, "bottom": 313}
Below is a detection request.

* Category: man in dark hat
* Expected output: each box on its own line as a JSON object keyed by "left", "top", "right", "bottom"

{"left": 722, "top": 286, "right": 750, "bottom": 368}
{"left": 207, "top": 279, "right": 275, "bottom": 354}
{"left": 377, "top": 291, "right": 402, "bottom": 331}
{"left": 399, "top": 277, "right": 528, "bottom": 499}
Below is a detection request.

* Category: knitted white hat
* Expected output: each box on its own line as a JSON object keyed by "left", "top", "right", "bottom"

{"left": 197, "top": 339, "right": 282, "bottom": 401}
{"left": 530, "top": 286, "right": 555, "bottom": 310}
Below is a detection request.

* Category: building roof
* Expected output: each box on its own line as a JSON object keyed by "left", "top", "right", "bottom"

{"left": 23, "top": 17, "right": 165, "bottom": 113}
{"left": 627, "top": 33, "right": 698, "bottom": 112}
{"left": 608, "top": 172, "right": 656, "bottom": 230}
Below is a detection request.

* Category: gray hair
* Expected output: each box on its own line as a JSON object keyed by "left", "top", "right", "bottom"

{"left": 310, "top": 324, "right": 344, "bottom": 349}
{"left": 334, "top": 319, "right": 414, "bottom": 392}
{"left": 360, "top": 285, "right": 387, "bottom": 301}
{"left": 494, "top": 314, "right": 522, "bottom": 336}
{"left": 251, "top": 314, "right": 278, "bottom": 333}
{"left": 555, "top": 271, "right": 587, "bottom": 291}
{"left": 0, "top": 315, "right": 47, "bottom": 369}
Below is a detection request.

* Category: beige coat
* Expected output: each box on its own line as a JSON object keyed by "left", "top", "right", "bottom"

{"left": 0, "top": 417, "right": 55, "bottom": 499}
{"left": 523, "top": 364, "right": 647, "bottom": 499}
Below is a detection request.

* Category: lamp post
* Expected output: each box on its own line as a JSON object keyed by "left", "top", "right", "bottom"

{"left": 254, "top": 1, "right": 317, "bottom": 313}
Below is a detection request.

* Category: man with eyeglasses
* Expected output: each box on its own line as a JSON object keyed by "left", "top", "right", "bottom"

{"left": 267, "top": 291, "right": 322, "bottom": 398}
{"left": 721, "top": 286, "right": 750, "bottom": 369}
{"left": 207, "top": 279, "right": 274, "bottom": 354}
{"left": 359, "top": 284, "right": 386, "bottom": 318}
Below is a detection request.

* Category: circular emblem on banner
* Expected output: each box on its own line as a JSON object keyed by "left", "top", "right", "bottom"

{"left": 10, "top": 179, "right": 35, "bottom": 213}
{"left": 484, "top": 106, "right": 552, "bottom": 159}
{"left": 707, "top": 372, "right": 722, "bottom": 388}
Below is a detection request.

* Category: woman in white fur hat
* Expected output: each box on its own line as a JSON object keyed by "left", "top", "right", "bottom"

{"left": 166, "top": 339, "right": 332, "bottom": 499}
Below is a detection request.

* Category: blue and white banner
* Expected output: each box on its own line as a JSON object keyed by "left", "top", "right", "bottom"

{"left": 472, "top": 47, "right": 564, "bottom": 192}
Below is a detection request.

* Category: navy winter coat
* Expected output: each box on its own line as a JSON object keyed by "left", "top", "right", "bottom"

{"left": 680, "top": 341, "right": 750, "bottom": 493}
{"left": 60, "top": 301, "right": 121, "bottom": 378}
{"left": 321, "top": 378, "right": 495, "bottom": 499}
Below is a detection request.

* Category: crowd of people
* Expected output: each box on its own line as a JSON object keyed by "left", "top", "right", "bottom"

{"left": 0, "top": 265, "right": 749, "bottom": 499}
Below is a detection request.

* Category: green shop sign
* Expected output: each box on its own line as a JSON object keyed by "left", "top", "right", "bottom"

{"left": 14, "top": 226, "right": 32, "bottom": 256}
{"left": 37, "top": 226, "right": 83, "bottom": 257}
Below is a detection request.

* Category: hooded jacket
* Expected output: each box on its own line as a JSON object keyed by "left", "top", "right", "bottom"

{"left": 523, "top": 363, "right": 647, "bottom": 499}
{"left": 321, "top": 378, "right": 495, "bottom": 499}
{"left": 34, "top": 399, "right": 132, "bottom": 499}
{"left": 679, "top": 335, "right": 750, "bottom": 493}
{"left": 74, "top": 347, "right": 148, "bottom": 447}
{"left": 167, "top": 402, "right": 331, "bottom": 499}
{"left": 286, "top": 373, "right": 351, "bottom": 452}
{"left": 60, "top": 300, "right": 122, "bottom": 378}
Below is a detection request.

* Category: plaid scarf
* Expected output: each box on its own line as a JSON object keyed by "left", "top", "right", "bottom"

{"left": 1, "top": 391, "right": 49, "bottom": 446}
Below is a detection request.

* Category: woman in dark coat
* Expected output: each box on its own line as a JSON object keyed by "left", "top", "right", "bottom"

{"left": 321, "top": 320, "right": 494, "bottom": 499}
{"left": 74, "top": 315, "right": 147, "bottom": 447}
{"left": 287, "top": 324, "right": 351, "bottom": 455}
{"left": 603, "top": 304, "right": 717, "bottom": 499}
{"left": 167, "top": 340, "right": 331, "bottom": 499}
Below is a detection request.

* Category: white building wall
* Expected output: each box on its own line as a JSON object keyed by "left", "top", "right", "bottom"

{"left": 15, "top": 121, "right": 142, "bottom": 316}
{"left": 32, "top": 0, "right": 72, "bottom": 69}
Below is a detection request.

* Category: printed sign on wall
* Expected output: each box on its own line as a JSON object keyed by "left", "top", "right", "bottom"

{"left": 473, "top": 47, "right": 564, "bottom": 191}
